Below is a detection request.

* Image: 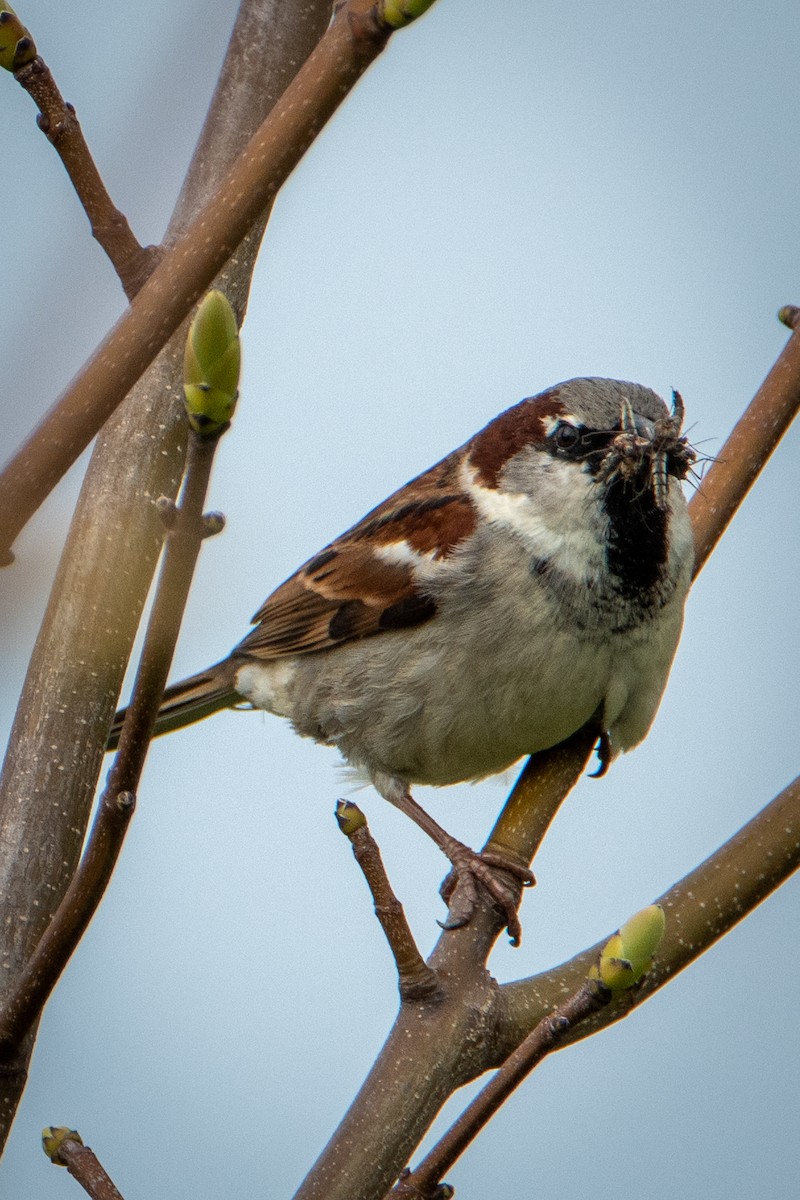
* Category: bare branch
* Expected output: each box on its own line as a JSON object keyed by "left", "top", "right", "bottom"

{"left": 0, "top": 0, "right": 441, "bottom": 565}
{"left": 499, "top": 772, "right": 800, "bottom": 1050}
{"left": 391, "top": 979, "right": 611, "bottom": 1199}
{"left": 13, "top": 55, "right": 159, "bottom": 299}
{"left": 0, "top": 792, "right": 135, "bottom": 1057}
{"left": 337, "top": 802, "right": 440, "bottom": 1002}
{"left": 42, "top": 1128, "right": 125, "bottom": 1200}
{"left": 0, "top": 421, "right": 227, "bottom": 1055}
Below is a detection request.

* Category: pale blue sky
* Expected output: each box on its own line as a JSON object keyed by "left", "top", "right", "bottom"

{"left": 1, "top": 2, "right": 799, "bottom": 1197}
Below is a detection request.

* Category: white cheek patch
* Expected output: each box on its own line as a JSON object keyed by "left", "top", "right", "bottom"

{"left": 463, "top": 461, "right": 605, "bottom": 582}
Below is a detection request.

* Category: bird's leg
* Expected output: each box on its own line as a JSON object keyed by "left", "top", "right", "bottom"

{"left": 372, "top": 773, "right": 534, "bottom": 946}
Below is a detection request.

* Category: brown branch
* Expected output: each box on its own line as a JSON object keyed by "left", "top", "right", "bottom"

{"left": 336, "top": 802, "right": 440, "bottom": 1002}
{"left": 0, "top": 791, "right": 134, "bottom": 1058}
{"left": 689, "top": 306, "right": 800, "bottom": 576}
{"left": 106, "top": 431, "right": 223, "bottom": 786}
{"left": 14, "top": 55, "right": 159, "bottom": 300}
{"left": 0, "top": 0, "right": 440, "bottom": 565}
{"left": 391, "top": 979, "right": 611, "bottom": 1199}
{"left": 42, "top": 1129, "right": 125, "bottom": 1200}
{"left": 0, "top": 427, "right": 226, "bottom": 1056}
{"left": 0, "top": 0, "right": 334, "bottom": 1150}
{"left": 498, "top": 771, "right": 800, "bottom": 1052}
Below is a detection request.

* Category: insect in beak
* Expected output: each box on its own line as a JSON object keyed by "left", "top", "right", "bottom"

{"left": 597, "top": 390, "right": 695, "bottom": 510}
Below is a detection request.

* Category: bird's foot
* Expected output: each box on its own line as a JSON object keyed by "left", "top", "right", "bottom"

{"left": 439, "top": 843, "right": 535, "bottom": 947}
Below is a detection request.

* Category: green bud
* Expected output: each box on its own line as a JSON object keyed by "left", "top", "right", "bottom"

{"left": 379, "top": 0, "right": 437, "bottom": 29}
{"left": 591, "top": 904, "right": 666, "bottom": 994}
{"left": 0, "top": 7, "right": 36, "bottom": 71}
{"left": 42, "top": 1126, "right": 82, "bottom": 1164}
{"left": 183, "top": 290, "right": 241, "bottom": 436}
{"left": 335, "top": 799, "right": 367, "bottom": 836}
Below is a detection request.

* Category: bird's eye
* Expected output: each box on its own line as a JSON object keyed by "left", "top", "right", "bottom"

{"left": 552, "top": 421, "right": 581, "bottom": 450}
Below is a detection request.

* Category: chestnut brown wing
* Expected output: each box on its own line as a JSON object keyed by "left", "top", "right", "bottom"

{"left": 235, "top": 454, "right": 476, "bottom": 660}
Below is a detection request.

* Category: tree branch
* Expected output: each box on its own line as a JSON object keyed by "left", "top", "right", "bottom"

{"left": 13, "top": 54, "right": 159, "bottom": 299}
{"left": 391, "top": 979, "right": 611, "bottom": 1199}
{"left": 337, "top": 801, "right": 440, "bottom": 1002}
{"left": 0, "top": 0, "right": 335, "bottom": 1151}
{"left": 42, "top": 1128, "right": 125, "bottom": 1200}
{"left": 689, "top": 306, "right": 800, "bottom": 575}
{"left": 498, "top": 771, "right": 800, "bottom": 1051}
{"left": 0, "top": 0, "right": 440, "bottom": 565}
{"left": 0, "top": 421, "right": 227, "bottom": 1056}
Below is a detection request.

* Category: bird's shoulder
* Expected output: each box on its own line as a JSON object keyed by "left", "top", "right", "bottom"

{"left": 235, "top": 448, "right": 480, "bottom": 659}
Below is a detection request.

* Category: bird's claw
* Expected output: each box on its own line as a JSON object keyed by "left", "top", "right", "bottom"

{"left": 438, "top": 846, "right": 535, "bottom": 947}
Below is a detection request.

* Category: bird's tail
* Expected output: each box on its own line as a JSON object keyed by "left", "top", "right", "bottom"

{"left": 107, "top": 661, "right": 238, "bottom": 751}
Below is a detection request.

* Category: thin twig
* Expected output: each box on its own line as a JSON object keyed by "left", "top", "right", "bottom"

{"left": 337, "top": 801, "right": 440, "bottom": 1001}
{"left": 391, "top": 978, "right": 611, "bottom": 1198}
{"left": 0, "top": 791, "right": 134, "bottom": 1056}
{"left": 43, "top": 1130, "right": 125, "bottom": 1200}
{"left": 0, "top": 427, "right": 226, "bottom": 1055}
{"left": 0, "top": 0, "right": 439, "bottom": 565}
{"left": 106, "top": 431, "right": 222, "bottom": 784}
{"left": 14, "top": 56, "right": 159, "bottom": 299}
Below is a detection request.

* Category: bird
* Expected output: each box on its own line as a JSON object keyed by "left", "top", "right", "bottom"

{"left": 109, "top": 377, "right": 696, "bottom": 941}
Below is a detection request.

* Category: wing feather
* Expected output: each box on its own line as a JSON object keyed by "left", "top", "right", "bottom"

{"left": 235, "top": 452, "right": 477, "bottom": 660}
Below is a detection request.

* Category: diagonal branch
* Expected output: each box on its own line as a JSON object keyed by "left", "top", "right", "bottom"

{"left": 0, "top": 423, "right": 227, "bottom": 1057}
{"left": 689, "top": 306, "right": 800, "bottom": 575}
{"left": 337, "top": 801, "right": 440, "bottom": 1001}
{"left": 0, "top": 0, "right": 441, "bottom": 565}
{"left": 498, "top": 771, "right": 800, "bottom": 1051}
{"left": 42, "top": 1128, "right": 125, "bottom": 1200}
{"left": 13, "top": 53, "right": 159, "bottom": 299}
{"left": 391, "top": 978, "right": 611, "bottom": 1199}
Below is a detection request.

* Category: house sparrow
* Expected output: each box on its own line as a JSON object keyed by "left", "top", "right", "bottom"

{"left": 109, "top": 377, "right": 695, "bottom": 942}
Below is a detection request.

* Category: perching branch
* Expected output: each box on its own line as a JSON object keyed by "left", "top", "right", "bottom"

{"left": 13, "top": 52, "right": 159, "bottom": 299}
{"left": 0, "top": 0, "right": 440, "bottom": 565}
{"left": 689, "top": 304, "right": 800, "bottom": 575}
